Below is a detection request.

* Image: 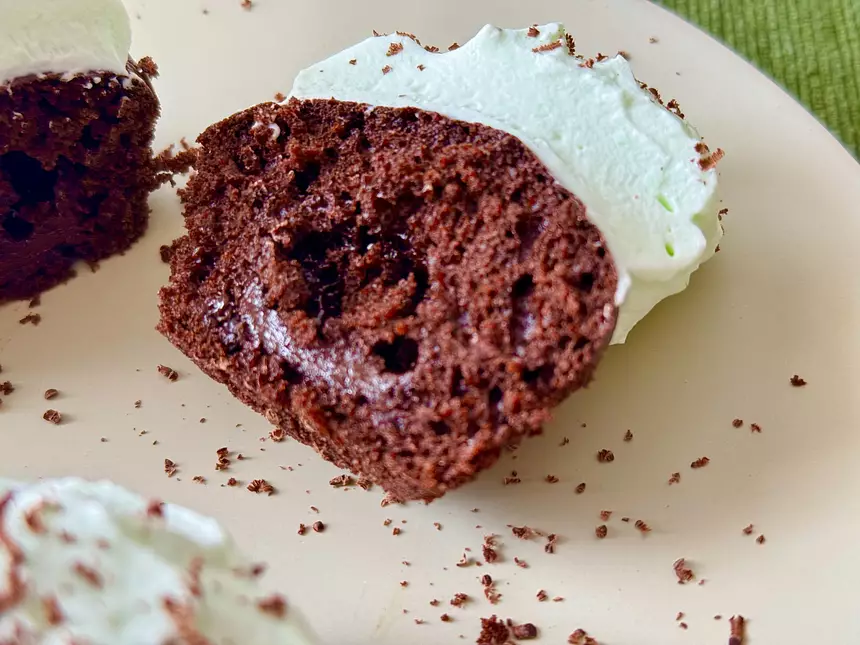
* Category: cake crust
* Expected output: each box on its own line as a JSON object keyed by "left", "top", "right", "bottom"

{"left": 159, "top": 98, "right": 617, "bottom": 500}
{"left": 0, "top": 61, "right": 160, "bottom": 302}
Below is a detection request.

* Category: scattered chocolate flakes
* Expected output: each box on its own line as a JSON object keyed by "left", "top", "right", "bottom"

{"left": 513, "top": 557, "right": 528, "bottom": 569}
{"left": 729, "top": 615, "right": 746, "bottom": 645}
{"left": 536, "top": 589, "right": 548, "bottom": 602}
{"left": 247, "top": 479, "right": 275, "bottom": 495}
{"left": 192, "top": 476, "right": 206, "bottom": 484}
{"left": 634, "top": 520, "right": 651, "bottom": 533}
{"left": 568, "top": 629, "right": 588, "bottom": 644}
{"left": 679, "top": 622, "right": 688, "bottom": 630}
{"left": 527, "top": 26, "right": 540, "bottom": 37}
{"left": 157, "top": 365, "right": 178, "bottom": 381}
{"left": 372, "top": 29, "right": 386, "bottom": 37}
{"left": 257, "top": 594, "right": 286, "bottom": 618}
{"left": 690, "top": 456, "right": 710, "bottom": 469}
{"left": 668, "top": 472, "right": 681, "bottom": 485}
{"left": 414, "top": 618, "right": 424, "bottom": 625}
{"left": 440, "top": 613, "right": 452, "bottom": 622}
{"left": 73, "top": 562, "right": 103, "bottom": 588}
{"left": 511, "top": 623, "right": 538, "bottom": 639}
{"left": 545, "top": 533, "right": 558, "bottom": 554}
{"left": 348, "top": 58, "right": 357, "bottom": 65}
{"left": 0, "top": 381, "right": 12, "bottom": 395}
{"left": 552, "top": 596, "right": 564, "bottom": 602}
{"left": 599, "top": 510, "right": 612, "bottom": 521}
{"left": 392, "top": 527, "right": 402, "bottom": 536}
{"left": 159, "top": 244, "right": 173, "bottom": 263}
{"left": 597, "top": 449, "right": 615, "bottom": 463}
{"left": 269, "top": 428, "right": 286, "bottom": 442}
{"left": 380, "top": 493, "right": 399, "bottom": 507}
{"left": 400, "top": 580, "right": 409, "bottom": 588}
{"left": 732, "top": 418, "right": 743, "bottom": 428}
{"left": 457, "top": 553, "right": 474, "bottom": 568}
{"left": 481, "top": 574, "right": 492, "bottom": 587}
{"left": 699, "top": 148, "right": 725, "bottom": 171}
{"left": 42, "top": 409, "right": 62, "bottom": 425}
{"left": 511, "top": 526, "right": 536, "bottom": 540}
{"left": 387, "top": 42, "right": 404, "bottom": 56}
{"left": 715, "top": 615, "right": 723, "bottom": 620}
{"left": 565, "top": 33, "right": 576, "bottom": 55}
{"left": 44, "top": 389, "right": 58, "bottom": 400}
{"left": 673, "top": 558, "right": 695, "bottom": 584}
{"left": 756, "top": 534, "right": 766, "bottom": 545}
{"left": 545, "top": 474, "right": 559, "bottom": 484}
{"left": 357, "top": 477, "right": 373, "bottom": 491}
{"left": 482, "top": 544, "right": 498, "bottom": 563}
{"left": 450, "top": 593, "right": 468, "bottom": 608}
{"left": 164, "top": 459, "right": 177, "bottom": 477}
{"left": 595, "top": 525, "right": 608, "bottom": 539}
{"left": 134, "top": 399, "right": 142, "bottom": 408}
{"left": 383, "top": 518, "right": 392, "bottom": 527}
{"left": 532, "top": 40, "right": 562, "bottom": 53}
{"left": 381, "top": 65, "right": 392, "bottom": 75}
{"left": 227, "top": 477, "right": 238, "bottom": 487}
{"left": 575, "top": 482, "right": 586, "bottom": 494}
{"left": 623, "top": 429, "right": 633, "bottom": 442}
{"left": 433, "top": 522, "right": 442, "bottom": 531}
{"left": 750, "top": 423, "right": 762, "bottom": 434}
{"left": 19, "top": 312, "right": 41, "bottom": 326}
{"left": 297, "top": 523, "right": 307, "bottom": 536}
{"left": 430, "top": 599, "right": 440, "bottom": 606}
{"left": 649, "top": 36, "right": 659, "bottom": 44}
{"left": 676, "top": 612, "right": 685, "bottom": 621}
{"left": 416, "top": 64, "right": 426, "bottom": 71}
{"left": 477, "top": 615, "right": 509, "bottom": 644}
{"left": 424, "top": 45, "right": 440, "bottom": 53}
{"left": 329, "top": 474, "right": 355, "bottom": 488}
{"left": 312, "top": 521, "right": 325, "bottom": 533}
{"left": 448, "top": 42, "right": 460, "bottom": 51}
{"left": 559, "top": 437, "right": 570, "bottom": 446}
{"left": 742, "top": 524, "right": 754, "bottom": 535}
{"left": 789, "top": 374, "right": 808, "bottom": 387}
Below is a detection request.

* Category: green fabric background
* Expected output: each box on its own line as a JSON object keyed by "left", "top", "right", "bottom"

{"left": 658, "top": 0, "right": 859, "bottom": 157}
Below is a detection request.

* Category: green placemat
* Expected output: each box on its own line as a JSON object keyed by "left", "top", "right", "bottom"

{"left": 658, "top": 0, "right": 859, "bottom": 157}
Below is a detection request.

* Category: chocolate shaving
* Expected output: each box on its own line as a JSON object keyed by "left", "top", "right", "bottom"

{"left": 668, "top": 472, "right": 681, "bottom": 485}
{"left": 597, "top": 449, "right": 614, "bottom": 463}
{"left": 673, "top": 558, "right": 694, "bottom": 584}
{"left": 690, "top": 456, "right": 710, "bottom": 469}
{"left": 19, "top": 313, "right": 41, "bottom": 326}
{"left": 157, "top": 365, "right": 178, "bottom": 381}
{"left": 532, "top": 41, "right": 562, "bottom": 53}
{"left": 42, "top": 410, "right": 62, "bottom": 425}
{"left": 527, "top": 26, "right": 540, "bottom": 37}
{"left": 387, "top": 42, "right": 404, "bottom": 56}
{"left": 44, "top": 389, "right": 58, "bottom": 400}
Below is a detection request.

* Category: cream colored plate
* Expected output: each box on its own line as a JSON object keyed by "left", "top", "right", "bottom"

{"left": 2, "top": 0, "right": 860, "bottom": 643}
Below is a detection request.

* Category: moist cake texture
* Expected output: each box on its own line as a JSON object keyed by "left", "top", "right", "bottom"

{"left": 159, "top": 98, "right": 617, "bottom": 501}
{"left": 0, "top": 62, "right": 160, "bottom": 301}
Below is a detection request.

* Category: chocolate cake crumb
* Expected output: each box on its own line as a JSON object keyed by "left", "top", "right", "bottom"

{"left": 621, "top": 517, "right": 630, "bottom": 522}
{"left": 440, "top": 613, "right": 452, "bottom": 622}
{"left": 511, "top": 526, "right": 536, "bottom": 540}
{"left": 273, "top": 92, "right": 286, "bottom": 102}
{"left": 349, "top": 59, "right": 357, "bottom": 65}
{"left": 19, "top": 312, "right": 41, "bottom": 326}
{"left": 511, "top": 623, "right": 538, "bottom": 639}
{"left": 134, "top": 400, "right": 142, "bottom": 408}
{"left": 595, "top": 525, "right": 607, "bottom": 539}
{"left": 732, "top": 418, "right": 743, "bottom": 428}
{"left": 297, "top": 523, "right": 307, "bottom": 535}
{"left": 0, "top": 381, "right": 12, "bottom": 395}
{"left": 157, "top": 365, "right": 178, "bottom": 381}
{"left": 668, "top": 472, "right": 681, "bottom": 485}
{"left": 679, "top": 622, "right": 688, "bottom": 629}
{"left": 269, "top": 428, "right": 286, "bottom": 442}
{"left": 430, "top": 599, "right": 440, "bottom": 606}
{"left": 575, "top": 482, "right": 587, "bottom": 494}
{"left": 545, "top": 533, "right": 558, "bottom": 554}
{"left": 545, "top": 475, "right": 559, "bottom": 484}
{"left": 392, "top": 527, "right": 402, "bottom": 536}
{"left": 330, "top": 474, "right": 355, "bottom": 488}
{"left": 673, "top": 558, "right": 694, "bottom": 584}
{"left": 164, "top": 459, "right": 177, "bottom": 477}
{"left": 451, "top": 593, "right": 468, "bottom": 607}
{"left": 192, "top": 476, "right": 206, "bottom": 484}
{"left": 482, "top": 544, "right": 498, "bottom": 563}
{"left": 568, "top": 629, "right": 587, "bottom": 643}
{"left": 742, "top": 524, "right": 754, "bottom": 535}
{"left": 137, "top": 56, "right": 159, "bottom": 77}
{"left": 257, "top": 594, "right": 286, "bottom": 618}
{"left": 158, "top": 244, "right": 173, "bottom": 264}
{"left": 699, "top": 148, "right": 725, "bottom": 171}
{"left": 381, "top": 65, "right": 392, "bottom": 75}
{"left": 756, "top": 534, "right": 766, "bottom": 545}
{"left": 677, "top": 612, "right": 685, "bottom": 620}
{"left": 634, "top": 520, "right": 651, "bottom": 533}
{"left": 559, "top": 437, "right": 570, "bottom": 446}
{"left": 503, "top": 474, "right": 521, "bottom": 485}
{"left": 417, "top": 64, "right": 426, "bottom": 71}
{"left": 481, "top": 574, "right": 492, "bottom": 587}
{"left": 513, "top": 557, "right": 528, "bottom": 568}
{"left": 42, "top": 595, "right": 63, "bottom": 625}
{"left": 599, "top": 510, "right": 612, "bottom": 521}
{"left": 790, "top": 374, "right": 807, "bottom": 387}
{"left": 715, "top": 615, "right": 723, "bottom": 620}
{"left": 597, "top": 449, "right": 614, "bottom": 463}
{"left": 227, "top": 477, "right": 238, "bottom": 486}
{"left": 248, "top": 479, "right": 275, "bottom": 495}
{"left": 357, "top": 477, "right": 373, "bottom": 491}
{"left": 240, "top": 0, "right": 252, "bottom": 9}
{"left": 690, "top": 456, "right": 710, "bottom": 469}
{"left": 43, "top": 410, "right": 62, "bottom": 425}
{"left": 649, "top": 37, "right": 659, "bottom": 44}
{"left": 414, "top": 618, "right": 424, "bottom": 625}
{"left": 312, "top": 521, "right": 325, "bottom": 533}
{"left": 424, "top": 45, "right": 440, "bottom": 53}
{"left": 434, "top": 522, "right": 442, "bottom": 531}
{"left": 623, "top": 429, "right": 633, "bottom": 442}
{"left": 527, "top": 26, "right": 540, "bottom": 37}
{"left": 477, "top": 615, "right": 509, "bottom": 644}
{"left": 729, "top": 615, "right": 745, "bottom": 645}
{"left": 448, "top": 43, "right": 460, "bottom": 51}
{"left": 532, "top": 41, "right": 562, "bottom": 53}
{"left": 387, "top": 43, "right": 404, "bottom": 56}
{"left": 536, "top": 589, "right": 548, "bottom": 602}
{"left": 44, "top": 389, "right": 58, "bottom": 400}
{"left": 399, "top": 581, "right": 408, "bottom": 588}
{"left": 750, "top": 423, "right": 762, "bottom": 433}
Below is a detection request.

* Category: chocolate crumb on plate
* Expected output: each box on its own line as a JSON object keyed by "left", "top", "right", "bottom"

{"left": 597, "top": 449, "right": 614, "bottom": 463}
{"left": 44, "top": 389, "right": 59, "bottom": 400}
{"left": 668, "top": 472, "right": 681, "bottom": 485}
{"left": 513, "top": 557, "right": 528, "bottom": 568}
{"left": 387, "top": 42, "right": 404, "bottom": 56}
{"left": 19, "top": 313, "right": 41, "bottom": 326}
{"left": 559, "top": 437, "right": 570, "bottom": 446}
{"left": 742, "top": 524, "right": 754, "bottom": 535}
{"left": 729, "top": 615, "right": 746, "bottom": 645}
{"left": 157, "top": 365, "right": 178, "bottom": 381}
{"left": 381, "top": 65, "right": 392, "bottom": 74}
{"left": 676, "top": 612, "right": 684, "bottom": 621}
{"left": 164, "top": 459, "right": 177, "bottom": 477}
{"left": 297, "top": 523, "right": 307, "bottom": 535}
{"left": 545, "top": 533, "right": 558, "bottom": 554}
{"left": 679, "top": 622, "right": 688, "bottom": 629}
{"left": 623, "top": 429, "right": 633, "bottom": 442}
{"left": 545, "top": 474, "right": 559, "bottom": 484}
{"left": 790, "top": 374, "right": 807, "bottom": 387}
{"left": 440, "top": 613, "right": 452, "bottom": 622}
{"left": 599, "top": 510, "right": 612, "bottom": 521}
{"left": 756, "top": 534, "right": 766, "bottom": 544}
{"left": 732, "top": 418, "right": 743, "bottom": 428}
{"left": 392, "top": 527, "right": 401, "bottom": 536}
{"left": 312, "top": 521, "right": 325, "bottom": 533}
{"left": 673, "top": 558, "right": 694, "bottom": 584}
{"left": 536, "top": 589, "right": 548, "bottom": 602}
{"left": 477, "top": 615, "right": 509, "bottom": 644}
{"left": 240, "top": 0, "right": 252, "bottom": 9}
{"left": 192, "top": 476, "right": 205, "bottom": 484}
{"left": 43, "top": 409, "right": 62, "bottom": 425}
{"left": 595, "top": 525, "right": 608, "bottom": 539}
{"left": 634, "top": 520, "right": 651, "bottom": 533}
{"left": 349, "top": 59, "right": 357, "bottom": 65}
{"left": 575, "top": 482, "right": 587, "bottom": 494}
{"left": 511, "top": 622, "right": 538, "bottom": 639}
{"left": 532, "top": 41, "right": 562, "bottom": 53}
{"left": 159, "top": 244, "right": 173, "bottom": 263}
{"left": 690, "top": 456, "right": 710, "bottom": 469}
{"left": 750, "top": 423, "right": 762, "bottom": 433}
{"left": 527, "top": 26, "right": 540, "bottom": 37}
{"left": 450, "top": 593, "right": 468, "bottom": 607}
{"left": 0, "top": 381, "right": 12, "bottom": 395}
{"left": 134, "top": 399, "right": 142, "bottom": 408}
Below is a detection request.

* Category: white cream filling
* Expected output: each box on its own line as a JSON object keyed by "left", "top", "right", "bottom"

{"left": 0, "top": 0, "right": 132, "bottom": 86}
{"left": 0, "top": 477, "right": 314, "bottom": 645}
{"left": 289, "top": 23, "right": 722, "bottom": 343}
